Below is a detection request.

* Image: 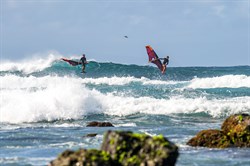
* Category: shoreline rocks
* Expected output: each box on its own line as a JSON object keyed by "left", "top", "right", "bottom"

{"left": 101, "top": 130, "right": 179, "bottom": 166}
{"left": 187, "top": 114, "right": 250, "bottom": 148}
{"left": 50, "top": 130, "right": 179, "bottom": 166}
{"left": 49, "top": 149, "right": 115, "bottom": 166}
{"left": 50, "top": 114, "right": 250, "bottom": 166}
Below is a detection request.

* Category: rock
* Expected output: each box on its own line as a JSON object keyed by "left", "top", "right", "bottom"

{"left": 221, "top": 114, "right": 250, "bottom": 134}
{"left": 83, "top": 133, "right": 98, "bottom": 137}
{"left": 187, "top": 129, "right": 230, "bottom": 148}
{"left": 50, "top": 131, "right": 179, "bottom": 166}
{"left": 187, "top": 114, "right": 250, "bottom": 148}
{"left": 101, "top": 130, "right": 179, "bottom": 166}
{"left": 49, "top": 149, "right": 116, "bottom": 166}
{"left": 221, "top": 114, "right": 250, "bottom": 147}
{"left": 86, "top": 121, "right": 114, "bottom": 127}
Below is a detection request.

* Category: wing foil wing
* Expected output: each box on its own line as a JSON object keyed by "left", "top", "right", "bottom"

{"left": 61, "top": 58, "right": 81, "bottom": 66}
{"left": 146, "top": 45, "right": 163, "bottom": 72}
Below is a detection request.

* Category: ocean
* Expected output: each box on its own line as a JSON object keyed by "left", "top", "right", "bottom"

{"left": 1, "top": 54, "right": 250, "bottom": 166}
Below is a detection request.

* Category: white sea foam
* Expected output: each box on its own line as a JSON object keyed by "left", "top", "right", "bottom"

{"left": 1, "top": 75, "right": 96, "bottom": 123}
{"left": 0, "top": 53, "right": 61, "bottom": 74}
{"left": 100, "top": 95, "right": 250, "bottom": 118}
{"left": 57, "top": 74, "right": 250, "bottom": 89}
{"left": 1, "top": 75, "right": 249, "bottom": 123}
{"left": 81, "top": 76, "right": 179, "bottom": 85}
{"left": 188, "top": 75, "right": 250, "bottom": 89}
{"left": 115, "top": 123, "right": 137, "bottom": 127}
{"left": 0, "top": 53, "right": 97, "bottom": 74}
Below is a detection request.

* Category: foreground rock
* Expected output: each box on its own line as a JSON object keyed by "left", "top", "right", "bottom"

{"left": 86, "top": 121, "right": 114, "bottom": 127}
{"left": 101, "top": 131, "right": 179, "bottom": 166}
{"left": 50, "top": 130, "right": 179, "bottom": 166}
{"left": 187, "top": 114, "right": 250, "bottom": 148}
{"left": 49, "top": 149, "right": 115, "bottom": 166}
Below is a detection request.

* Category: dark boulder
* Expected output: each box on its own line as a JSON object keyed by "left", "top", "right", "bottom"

{"left": 187, "top": 129, "right": 230, "bottom": 148}
{"left": 86, "top": 121, "right": 114, "bottom": 127}
{"left": 83, "top": 133, "right": 98, "bottom": 137}
{"left": 49, "top": 149, "right": 116, "bottom": 166}
{"left": 50, "top": 131, "right": 179, "bottom": 166}
{"left": 101, "top": 130, "right": 179, "bottom": 166}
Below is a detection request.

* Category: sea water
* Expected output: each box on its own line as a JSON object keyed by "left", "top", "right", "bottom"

{"left": 1, "top": 54, "right": 250, "bottom": 166}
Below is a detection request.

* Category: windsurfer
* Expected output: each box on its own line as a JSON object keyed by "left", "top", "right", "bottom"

{"left": 159, "top": 56, "right": 169, "bottom": 73}
{"left": 150, "top": 56, "right": 169, "bottom": 73}
{"left": 80, "top": 54, "right": 88, "bottom": 73}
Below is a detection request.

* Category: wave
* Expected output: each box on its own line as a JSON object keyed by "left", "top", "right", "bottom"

{"left": 188, "top": 75, "right": 250, "bottom": 89}
{"left": 0, "top": 54, "right": 62, "bottom": 74}
{"left": 0, "top": 75, "right": 177, "bottom": 89}
{"left": 0, "top": 53, "right": 156, "bottom": 79}
{"left": 70, "top": 75, "right": 250, "bottom": 88}
{"left": 0, "top": 53, "right": 139, "bottom": 74}
{"left": 1, "top": 75, "right": 249, "bottom": 124}
{"left": 3, "top": 73, "right": 248, "bottom": 88}
{"left": 1, "top": 54, "right": 250, "bottom": 81}
{"left": 81, "top": 76, "right": 183, "bottom": 85}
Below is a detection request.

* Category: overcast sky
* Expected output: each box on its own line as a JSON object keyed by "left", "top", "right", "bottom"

{"left": 1, "top": 0, "right": 249, "bottom": 66}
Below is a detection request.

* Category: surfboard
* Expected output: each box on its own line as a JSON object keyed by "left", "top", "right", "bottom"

{"left": 61, "top": 58, "right": 82, "bottom": 66}
{"left": 146, "top": 45, "right": 164, "bottom": 72}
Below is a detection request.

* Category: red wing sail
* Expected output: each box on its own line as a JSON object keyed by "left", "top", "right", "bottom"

{"left": 146, "top": 45, "right": 163, "bottom": 72}
{"left": 61, "top": 58, "right": 81, "bottom": 66}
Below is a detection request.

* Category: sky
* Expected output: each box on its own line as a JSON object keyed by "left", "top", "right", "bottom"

{"left": 1, "top": 0, "right": 249, "bottom": 66}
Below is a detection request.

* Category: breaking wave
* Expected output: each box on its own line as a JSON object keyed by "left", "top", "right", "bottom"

{"left": 1, "top": 75, "right": 249, "bottom": 123}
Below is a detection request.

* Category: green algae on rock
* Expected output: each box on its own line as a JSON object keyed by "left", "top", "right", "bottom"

{"left": 187, "top": 114, "right": 250, "bottom": 148}
{"left": 50, "top": 131, "right": 179, "bottom": 166}
{"left": 49, "top": 149, "right": 116, "bottom": 166}
{"left": 187, "top": 129, "right": 231, "bottom": 148}
{"left": 101, "top": 130, "right": 179, "bottom": 166}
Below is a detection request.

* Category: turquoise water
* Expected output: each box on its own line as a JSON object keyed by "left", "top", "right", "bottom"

{"left": 0, "top": 56, "right": 250, "bottom": 165}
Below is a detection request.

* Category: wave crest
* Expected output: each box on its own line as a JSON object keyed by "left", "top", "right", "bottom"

{"left": 188, "top": 75, "right": 250, "bottom": 88}
{"left": 0, "top": 53, "right": 61, "bottom": 74}
{"left": 1, "top": 75, "right": 249, "bottom": 123}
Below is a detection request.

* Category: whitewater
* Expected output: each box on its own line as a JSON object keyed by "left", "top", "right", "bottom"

{"left": 1, "top": 55, "right": 250, "bottom": 165}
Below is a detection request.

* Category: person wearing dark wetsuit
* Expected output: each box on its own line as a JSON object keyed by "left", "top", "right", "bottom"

{"left": 160, "top": 56, "right": 169, "bottom": 65}
{"left": 159, "top": 56, "right": 169, "bottom": 73}
{"left": 80, "top": 54, "right": 87, "bottom": 73}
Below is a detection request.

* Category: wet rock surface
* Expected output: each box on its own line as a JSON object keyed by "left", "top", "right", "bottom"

{"left": 187, "top": 114, "right": 250, "bottom": 148}
{"left": 50, "top": 130, "right": 179, "bottom": 166}
{"left": 86, "top": 121, "right": 114, "bottom": 127}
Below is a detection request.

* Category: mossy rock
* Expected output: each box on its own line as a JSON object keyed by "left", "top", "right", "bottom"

{"left": 50, "top": 131, "right": 179, "bottom": 166}
{"left": 221, "top": 114, "right": 250, "bottom": 147}
{"left": 187, "top": 129, "right": 231, "bottom": 148}
{"left": 49, "top": 149, "right": 116, "bottom": 166}
{"left": 101, "top": 130, "right": 178, "bottom": 166}
{"left": 187, "top": 114, "right": 250, "bottom": 148}
{"left": 227, "top": 130, "right": 250, "bottom": 147}
{"left": 221, "top": 114, "right": 250, "bottom": 134}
